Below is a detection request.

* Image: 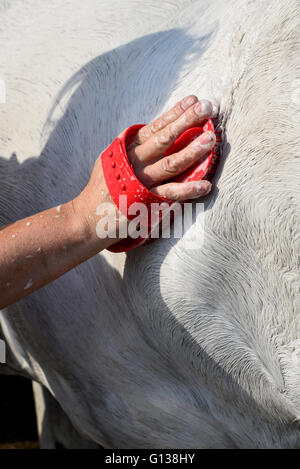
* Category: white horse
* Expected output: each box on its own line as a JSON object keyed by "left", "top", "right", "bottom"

{"left": 0, "top": 0, "right": 299, "bottom": 448}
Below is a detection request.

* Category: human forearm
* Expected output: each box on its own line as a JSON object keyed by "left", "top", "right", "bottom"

{"left": 0, "top": 196, "right": 115, "bottom": 309}
{"left": 0, "top": 95, "right": 216, "bottom": 309}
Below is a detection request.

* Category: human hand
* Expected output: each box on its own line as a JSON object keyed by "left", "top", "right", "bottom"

{"left": 74, "top": 95, "right": 216, "bottom": 248}
{"left": 0, "top": 96, "right": 217, "bottom": 308}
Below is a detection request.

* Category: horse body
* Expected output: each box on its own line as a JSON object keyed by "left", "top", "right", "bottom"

{"left": 0, "top": 0, "right": 299, "bottom": 448}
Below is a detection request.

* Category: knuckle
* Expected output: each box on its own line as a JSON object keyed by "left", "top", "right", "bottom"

{"left": 151, "top": 117, "right": 166, "bottom": 133}
{"left": 164, "top": 187, "right": 180, "bottom": 200}
{"left": 175, "top": 102, "right": 185, "bottom": 115}
{"left": 162, "top": 156, "right": 180, "bottom": 174}
{"left": 185, "top": 107, "right": 198, "bottom": 124}
{"left": 157, "top": 125, "right": 176, "bottom": 146}
{"left": 139, "top": 126, "right": 152, "bottom": 140}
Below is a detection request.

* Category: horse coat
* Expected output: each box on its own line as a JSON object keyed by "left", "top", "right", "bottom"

{"left": 0, "top": 0, "right": 300, "bottom": 448}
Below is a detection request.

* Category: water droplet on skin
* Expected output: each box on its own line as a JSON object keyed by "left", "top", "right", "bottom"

{"left": 24, "top": 278, "right": 33, "bottom": 290}
{"left": 55, "top": 215, "right": 60, "bottom": 218}
{"left": 56, "top": 205, "right": 61, "bottom": 213}
{"left": 26, "top": 222, "right": 31, "bottom": 226}
{"left": 12, "top": 234, "right": 16, "bottom": 238}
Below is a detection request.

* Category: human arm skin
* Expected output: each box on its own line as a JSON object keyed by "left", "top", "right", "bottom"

{"left": 0, "top": 200, "right": 111, "bottom": 308}
{"left": 0, "top": 96, "right": 215, "bottom": 308}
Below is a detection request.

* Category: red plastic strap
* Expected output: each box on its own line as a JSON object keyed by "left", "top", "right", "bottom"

{"left": 101, "top": 125, "right": 173, "bottom": 224}
{"left": 101, "top": 120, "right": 221, "bottom": 253}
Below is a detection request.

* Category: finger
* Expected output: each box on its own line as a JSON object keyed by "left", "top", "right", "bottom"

{"left": 151, "top": 180, "right": 212, "bottom": 201}
{"left": 136, "top": 131, "right": 216, "bottom": 186}
{"left": 133, "top": 99, "right": 213, "bottom": 164}
{"left": 135, "top": 95, "right": 198, "bottom": 145}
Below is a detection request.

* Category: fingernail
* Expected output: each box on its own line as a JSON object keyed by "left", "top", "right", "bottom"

{"left": 181, "top": 95, "right": 198, "bottom": 110}
{"left": 199, "top": 132, "right": 215, "bottom": 147}
{"left": 199, "top": 131, "right": 215, "bottom": 147}
{"left": 193, "top": 181, "right": 212, "bottom": 196}
{"left": 192, "top": 131, "right": 215, "bottom": 150}
{"left": 194, "top": 99, "right": 212, "bottom": 117}
{"left": 211, "top": 102, "right": 219, "bottom": 118}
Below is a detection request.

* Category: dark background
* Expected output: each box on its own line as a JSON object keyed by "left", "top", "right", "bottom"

{"left": 0, "top": 375, "right": 38, "bottom": 449}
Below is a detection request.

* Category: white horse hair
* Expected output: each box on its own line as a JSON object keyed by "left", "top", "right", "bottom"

{"left": 0, "top": 0, "right": 299, "bottom": 448}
